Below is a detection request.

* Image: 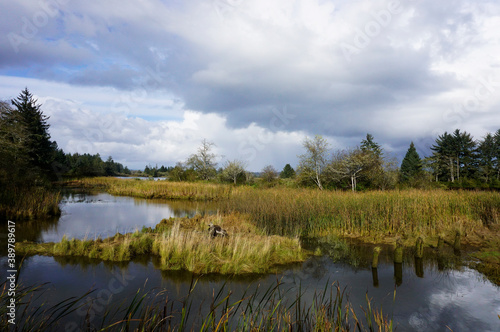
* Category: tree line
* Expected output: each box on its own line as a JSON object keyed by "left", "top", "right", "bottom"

{"left": 0, "top": 88, "right": 129, "bottom": 193}
{"left": 2, "top": 88, "right": 499, "bottom": 195}
{"left": 159, "top": 131, "right": 499, "bottom": 191}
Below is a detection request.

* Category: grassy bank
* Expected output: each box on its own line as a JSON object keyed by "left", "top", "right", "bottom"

{"left": 60, "top": 178, "right": 500, "bottom": 280}
{"left": 219, "top": 187, "right": 500, "bottom": 284}
{"left": 68, "top": 177, "right": 232, "bottom": 200}
{"left": 0, "top": 187, "right": 61, "bottom": 220}
{"left": 16, "top": 213, "right": 307, "bottom": 274}
{"left": 71, "top": 178, "right": 500, "bottom": 239}
{"left": 222, "top": 187, "right": 500, "bottom": 239}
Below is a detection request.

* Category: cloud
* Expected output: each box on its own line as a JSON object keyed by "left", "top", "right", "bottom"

{"left": 30, "top": 87, "right": 307, "bottom": 170}
{"left": 1, "top": 0, "right": 500, "bottom": 166}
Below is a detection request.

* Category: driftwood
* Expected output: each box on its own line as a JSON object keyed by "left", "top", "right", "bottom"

{"left": 208, "top": 223, "right": 229, "bottom": 238}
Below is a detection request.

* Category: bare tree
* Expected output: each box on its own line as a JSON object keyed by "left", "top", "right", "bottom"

{"left": 261, "top": 165, "right": 278, "bottom": 182}
{"left": 297, "top": 135, "right": 329, "bottom": 190}
{"left": 222, "top": 159, "right": 247, "bottom": 184}
{"left": 330, "top": 148, "right": 371, "bottom": 192}
{"left": 186, "top": 139, "right": 219, "bottom": 180}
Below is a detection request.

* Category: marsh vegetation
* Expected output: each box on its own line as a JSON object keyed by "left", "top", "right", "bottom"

{"left": 0, "top": 277, "right": 396, "bottom": 332}
{"left": 54, "top": 178, "right": 500, "bottom": 283}
{"left": 17, "top": 213, "right": 307, "bottom": 274}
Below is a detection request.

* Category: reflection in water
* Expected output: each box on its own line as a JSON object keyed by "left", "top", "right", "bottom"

{"left": 1, "top": 192, "right": 499, "bottom": 331}
{"left": 304, "top": 236, "right": 472, "bottom": 291}
{"left": 372, "top": 267, "right": 379, "bottom": 288}
{"left": 415, "top": 257, "right": 424, "bottom": 278}
{"left": 394, "top": 262, "right": 403, "bottom": 287}
{"left": 6, "top": 251, "right": 499, "bottom": 332}
{"left": 1, "top": 190, "right": 216, "bottom": 243}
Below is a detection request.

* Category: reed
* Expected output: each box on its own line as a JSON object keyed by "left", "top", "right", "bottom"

{"left": 72, "top": 177, "right": 232, "bottom": 200}
{"left": 1, "top": 279, "right": 394, "bottom": 331}
{"left": 152, "top": 222, "right": 305, "bottom": 274}
{"left": 0, "top": 281, "right": 93, "bottom": 331}
{"left": 0, "top": 186, "right": 61, "bottom": 220}
{"left": 16, "top": 213, "right": 307, "bottom": 275}
{"left": 220, "top": 187, "right": 500, "bottom": 240}
{"left": 69, "top": 178, "right": 500, "bottom": 241}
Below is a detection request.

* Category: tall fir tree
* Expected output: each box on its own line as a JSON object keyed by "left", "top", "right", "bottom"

{"left": 400, "top": 142, "right": 422, "bottom": 181}
{"left": 360, "top": 133, "right": 382, "bottom": 156}
{"left": 11, "top": 88, "right": 55, "bottom": 179}
{"left": 477, "top": 133, "right": 497, "bottom": 183}
{"left": 280, "top": 164, "right": 296, "bottom": 179}
{"left": 431, "top": 130, "right": 477, "bottom": 182}
{"left": 494, "top": 129, "right": 500, "bottom": 181}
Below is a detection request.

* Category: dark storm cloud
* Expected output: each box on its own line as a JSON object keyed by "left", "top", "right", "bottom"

{"left": 1, "top": 0, "right": 499, "bottom": 166}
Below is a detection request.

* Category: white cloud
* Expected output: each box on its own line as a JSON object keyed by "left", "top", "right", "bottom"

{"left": 21, "top": 82, "right": 307, "bottom": 170}
{"left": 2, "top": 0, "right": 500, "bottom": 165}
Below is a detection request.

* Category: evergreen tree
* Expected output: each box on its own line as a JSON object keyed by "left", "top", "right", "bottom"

{"left": 360, "top": 133, "right": 382, "bottom": 156}
{"left": 280, "top": 164, "right": 296, "bottom": 179}
{"left": 494, "top": 130, "right": 500, "bottom": 181}
{"left": 400, "top": 142, "right": 422, "bottom": 182}
{"left": 359, "top": 133, "right": 388, "bottom": 189}
{"left": 477, "top": 133, "right": 496, "bottom": 183}
{"left": 104, "top": 156, "right": 115, "bottom": 176}
{"left": 452, "top": 129, "right": 476, "bottom": 180}
{"left": 11, "top": 88, "right": 55, "bottom": 179}
{"left": 431, "top": 129, "right": 478, "bottom": 183}
{"left": 0, "top": 100, "right": 31, "bottom": 185}
{"left": 430, "top": 132, "right": 455, "bottom": 182}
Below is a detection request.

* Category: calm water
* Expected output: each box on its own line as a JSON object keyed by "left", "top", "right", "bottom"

{"left": 11, "top": 190, "right": 216, "bottom": 243}
{"left": 1, "top": 191, "right": 499, "bottom": 331}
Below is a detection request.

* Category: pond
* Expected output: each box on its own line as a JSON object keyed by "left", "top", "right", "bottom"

{"left": 10, "top": 190, "right": 216, "bottom": 243}
{"left": 1, "top": 191, "right": 499, "bottom": 331}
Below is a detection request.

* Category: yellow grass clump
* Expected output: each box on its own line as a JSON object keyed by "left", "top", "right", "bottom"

{"left": 72, "top": 177, "right": 232, "bottom": 200}
{"left": 16, "top": 213, "right": 307, "bottom": 275}
{"left": 221, "top": 187, "right": 500, "bottom": 240}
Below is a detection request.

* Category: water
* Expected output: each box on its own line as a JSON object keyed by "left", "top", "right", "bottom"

{"left": 11, "top": 190, "right": 216, "bottom": 243}
{"left": 1, "top": 191, "right": 499, "bottom": 331}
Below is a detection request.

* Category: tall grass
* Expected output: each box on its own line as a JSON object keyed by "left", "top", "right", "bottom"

{"left": 73, "top": 177, "right": 232, "bottom": 200}
{"left": 72, "top": 178, "right": 500, "bottom": 241}
{"left": 221, "top": 187, "right": 500, "bottom": 239}
{"left": 0, "top": 186, "right": 61, "bottom": 220}
{"left": 152, "top": 222, "right": 305, "bottom": 274}
{"left": 17, "top": 213, "right": 307, "bottom": 275}
{"left": 1, "top": 279, "right": 394, "bottom": 331}
{"left": 0, "top": 281, "right": 93, "bottom": 331}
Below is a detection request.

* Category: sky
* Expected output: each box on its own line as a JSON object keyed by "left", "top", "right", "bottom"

{"left": 1, "top": 0, "right": 499, "bottom": 171}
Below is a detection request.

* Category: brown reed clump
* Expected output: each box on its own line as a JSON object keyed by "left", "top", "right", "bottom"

{"left": 75, "top": 177, "right": 232, "bottom": 201}
{"left": 220, "top": 187, "right": 500, "bottom": 240}
{"left": 16, "top": 213, "right": 307, "bottom": 275}
{"left": 0, "top": 187, "right": 61, "bottom": 220}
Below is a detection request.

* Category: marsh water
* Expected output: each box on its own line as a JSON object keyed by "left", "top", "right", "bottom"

{"left": 1, "top": 190, "right": 499, "bottom": 331}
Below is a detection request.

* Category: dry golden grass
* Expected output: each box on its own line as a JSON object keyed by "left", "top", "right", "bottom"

{"left": 0, "top": 187, "right": 60, "bottom": 219}
{"left": 16, "top": 213, "right": 307, "bottom": 274}
{"left": 73, "top": 177, "right": 232, "bottom": 200}
{"left": 221, "top": 187, "right": 500, "bottom": 241}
